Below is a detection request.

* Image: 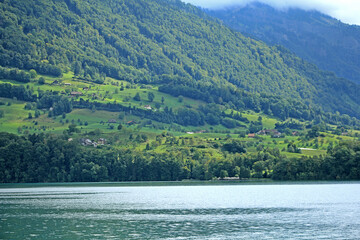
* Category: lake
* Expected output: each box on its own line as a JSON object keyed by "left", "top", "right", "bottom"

{"left": 1, "top": 182, "right": 360, "bottom": 239}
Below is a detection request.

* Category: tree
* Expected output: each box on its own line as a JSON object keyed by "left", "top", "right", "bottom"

{"left": 178, "top": 95, "right": 183, "bottom": 103}
{"left": 307, "top": 125, "right": 320, "bottom": 138}
{"left": 161, "top": 96, "right": 165, "bottom": 104}
{"left": 222, "top": 140, "right": 247, "bottom": 153}
{"left": 74, "top": 61, "right": 82, "bottom": 75}
{"left": 133, "top": 92, "right": 141, "bottom": 101}
{"left": 68, "top": 124, "right": 79, "bottom": 133}
{"left": 234, "top": 166, "right": 241, "bottom": 178}
{"left": 29, "top": 69, "right": 37, "bottom": 79}
{"left": 253, "top": 161, "right": 264, "bottom": 178}
{"left": 220, "top": 170, "right": 228, "bottom": 179}
{"left": 28, "top": 112, "right": 33, "bottom": 119}
{"left": 148, "top": 92, "right": 155, "bottom": 102}
{"left": 117, "top": 124, "right": 123, "bottom": 130}
{"left": 35, "top": 110, "right": 40, "bottom": 118}
{"left": 24, "top": 103, "right": 32, "bottom": 110}
{"left": 38, "top": 77, "right": 45, "bottom": 85}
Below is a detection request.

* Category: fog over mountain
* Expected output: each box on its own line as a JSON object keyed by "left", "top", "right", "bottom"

{"left": 182, "top": 0, "right": 360, "bottom": 25}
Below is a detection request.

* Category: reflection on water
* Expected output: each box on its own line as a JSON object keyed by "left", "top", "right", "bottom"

{"left": 1, "top": 183, "right": 360, "bottom": 239}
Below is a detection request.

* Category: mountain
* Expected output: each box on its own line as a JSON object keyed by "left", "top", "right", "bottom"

{"left": 0, "top": 0, "right": 359, "bottom": 118}
{"left": 208, "top": 2, "right": 360, "bottom": 84}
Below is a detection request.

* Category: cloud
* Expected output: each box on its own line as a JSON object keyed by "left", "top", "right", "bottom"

{"left": 182, "top": 0, "right": 360, "bottom": 25}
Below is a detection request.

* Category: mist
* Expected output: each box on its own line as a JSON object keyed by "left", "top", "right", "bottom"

{"left": 182, "top": 0, "right": 360, "bottom": 25}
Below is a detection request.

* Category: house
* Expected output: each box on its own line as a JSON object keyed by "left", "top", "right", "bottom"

{"left": 80, "top": 138, "right": 98, "bottom": 147}
{"left": 186, "top": 132, "right": 194, "bottom": 134}
{"left": 108, "top": 119, "right": 117, "bottom": 123}
{"left": 257, "top": 129, "right": 281, "bottom": 136}
{"left": 127, "top": 120, "right": 136, "bottom": 125}
{"left": 292, "top": 131, "right": 299, "bottom": 136}
{"left": 144, "top": 105, "right": 152, "bottom": 110}
{"left": 52, "top": 80, "right": 59, "bottom": 85}
{"left": 80, "top": 138, "right": 93, "bottom": 146}
{"left": 64, "top": 83, "right": 71, "bottom": 86}
{"left": 70, "top": 91, "right": 83, "bottom": 96}
{"left": 248, "top": 133, "right": 255, "bottom": 138}
{"left": 272, "top": 132, "right": 282, "bottom": 138}
{"left": 195, "top": 130, "right": 206, "bottom": 134}
{"left": 83, "top": 87, "right": 89, "bottom": 91}
{"left": 98, "top": 138, "right": 106, "bottom": 145}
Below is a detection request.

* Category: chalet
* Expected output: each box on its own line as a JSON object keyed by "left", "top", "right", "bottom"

{"left": 52, "top": 80, "right": 59, "bottom": 85}
{"left": 108, "top": 119, "right": 117, "bottom": 123}
{"left": 195, "top": 130, "right": 206, "bottom": 134}
{"left": 80, "top": 138, "right": 93, "bottom": 146}
{"left": 98, "top": 138, "right": 106, "bottom": 145}
{"left": 272, "top": 132, "right": 282, "bottom": 138}
{"left": 144, "top": 105, "right": 152, "bottom": 110}
{"left": 70, "top": 91, "right": 83, "bottom": 96}
{"left": 127, "top": 120, "right": 135, "bottom": 125}
{"left": 80, "top": 138, "right": 98, "bottom": 147}
{"left": 257, "top": 129, "right": 281, "bottom": 136}
{"left": 248, "top": 133, "right": 255, "bottom": 138}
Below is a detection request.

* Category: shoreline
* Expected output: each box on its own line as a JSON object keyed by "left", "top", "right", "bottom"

{"left": 1, "top": 179, "right": 359, "bottom": 189}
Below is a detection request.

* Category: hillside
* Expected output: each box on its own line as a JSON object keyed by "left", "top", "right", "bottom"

{"left": 1, "top": 70, "right": 360, "bottom": 182}
{"left": 0, "top": 0, "right": 360, "bottom": 183}
{"left": 0, "top": 0, "right": 359, "bottom": 118}
{"left": 208, "top": 2, "right": 360, "bottom": 84}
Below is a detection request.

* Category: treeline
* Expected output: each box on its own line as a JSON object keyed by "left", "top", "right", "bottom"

{"left": 74, "top": 99, "right": 260, "bottom": 128}
{"left": 0, "top": 49, "right": 62, "bottom": 77}
{"left": 159, "top": 83, "right": 360, "bottom": 128}
{"left": 0, "top": 83, "right": 36, "bottom": 101}
{"left": 0, "top": 83, "right": 72, "bottom": 116}
{"left": 37, "top": 91, "right": 73, "bottom": 116}
{"left": 1, "top": 132, "right": 359, "bottom": 183}
{"left": 272, "top": 142, "right": 360, "bottom": 180}
{"left": 0, "top": 66, "right": 31, "bottom": 83}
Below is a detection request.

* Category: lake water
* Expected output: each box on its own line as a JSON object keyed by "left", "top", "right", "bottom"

{"left": 1, "top": 182, "right": 360, "bottom": 239}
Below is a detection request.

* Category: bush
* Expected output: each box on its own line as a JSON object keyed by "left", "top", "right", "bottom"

{"left": 38, "top": 77, "right": 45, "bottom": 85}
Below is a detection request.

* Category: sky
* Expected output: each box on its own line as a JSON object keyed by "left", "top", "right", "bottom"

{"left": 182, "top": 0, "right": 360, "bottom": 25}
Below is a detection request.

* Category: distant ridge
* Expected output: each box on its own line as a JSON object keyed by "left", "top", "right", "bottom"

{"left": 208, "top": 2, "right": 360, "bottom": 84}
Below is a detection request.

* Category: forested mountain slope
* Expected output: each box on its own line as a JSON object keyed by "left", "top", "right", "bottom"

{"left": 0, "top": 0, "right": 359, "bottom": 118}
{"left": 208, "top": 2, "right": 360, "bottom": 84}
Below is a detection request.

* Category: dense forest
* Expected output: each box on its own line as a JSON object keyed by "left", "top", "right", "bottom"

{"left": 0, "top": 132, "right": 359, "bottom": 183}
{"left": 208, "top": 2, "right": 360, "bottom": 84}
{"left": 0, "top": 0, "right": 359, "bottom": 118}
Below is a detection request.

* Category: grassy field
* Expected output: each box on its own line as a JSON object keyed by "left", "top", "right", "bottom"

{"left": 1, "top": 71, "right": 356, "bottom": 160}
